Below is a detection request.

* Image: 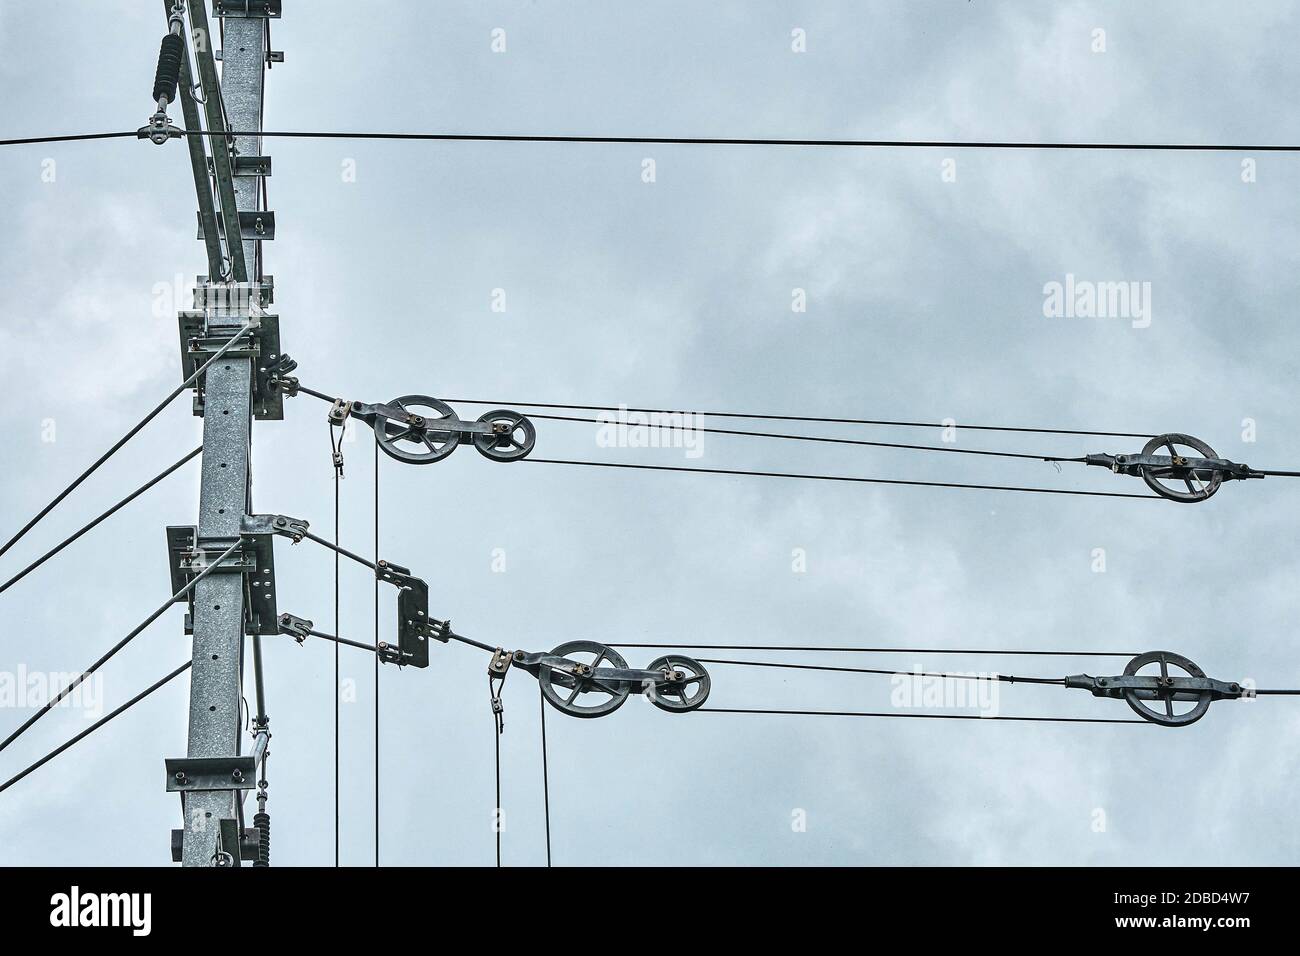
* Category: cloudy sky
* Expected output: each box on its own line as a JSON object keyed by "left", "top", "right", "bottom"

{"left": 2, "top": 1, "right": 1299, "bottom": 866}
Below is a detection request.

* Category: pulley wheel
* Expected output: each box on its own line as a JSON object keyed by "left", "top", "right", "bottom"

{"left": 1140, "top": 433, "right": 1222, "bottom": 503}
{"left": 1122, "top": 650, "right": 1213, "bottom": 727}
{"left": 375, "top": 395, "right": 460, "bottom": 465}
{"left": 472, "top": 410, "right": 536, "bottom": 462}
{"left": 538, "top": 640, "right": 630, "bottom": 719}
{"left": 645, "top": 655, "right": 711, "bottom": 713}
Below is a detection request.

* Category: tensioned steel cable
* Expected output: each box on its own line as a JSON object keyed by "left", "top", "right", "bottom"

{"left": 697, "top": 708, "right": 1148, "bottom": 724}
{"left": 0, "top": 322, "right": 253, "bottom": 562}
{"left": 695, "top": 658, "right": 1065, "bottom": 685}
{"left": 445, "top": 398, "right": 1154, "bottom": 440}
{"left": 9, "top": 129, "right": 1300, "bottom": 152}
{"left": 374, "top": 437, "right": 381, "bottom": 869}
{"left": 538, "top": 686, "right": 552, "bottom": 868}
{"left": 331, "top": 422, "right": 341, "bottom": 869}
{"left": 0, "top": 661, "right": 192, "bottom": 796}
{"left": 0, "top": 538, "right": 241, "bottom": 754}
{"left": 527, "top": 413, "right": 1094, "bottom": 464}
{"left": 0, "top": 447, "right": 200, "bottom": 596}
{"left": 611, "top": 643, "right": 1137, "bottom": 657}
{"left": 523, "top": 458, "right": 1160, "bottom": 499}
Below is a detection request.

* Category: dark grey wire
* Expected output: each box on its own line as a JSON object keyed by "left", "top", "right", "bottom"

{"left": 611, "top": 643, "right": 1137, "bottom": 658}
{"left": 0, "top": 322, "right": 252, "bottom": 562}
{"left": 524, "top": 457, "right": 1160, "bottom": 500}
{"left": 694, "top": 657, "right": 1064, "bottom": 685}
{"left": 697, "top": 707, "right": 1148, "bottom": 725}
{"left": 526, "top": 413, "right": 1088, "bottom": 464}
{"left": 0, "top": 661, "right": 193, "bottom": 795}
{"left": 0, "top": 447, "right": 201, "bottom": 595}
{"left": 0, "top": 537, "right": 242, "bottom": 754}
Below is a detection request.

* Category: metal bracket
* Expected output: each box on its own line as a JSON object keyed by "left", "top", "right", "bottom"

{"left": 197, "top": 210, "right": 276, "bottom": 241}
{"left": 166, "top": 755, "right": 258, "bottom": 793}
{"left": 178, "top": 305, "right": 286, "bottom": 420}
{"left": 207, "top": 154, "right": 272, "bottom": 178}
{"left": 167, "top": 517, "right": 296, "bottom": 637}
{"left": 172, "top": 826, "right": 261, "bottom": 863}
{"left": 376, "top": 560, "right": 443, "bottom": 668}
{"left": 213, "top": 0, "right": 282, "bottom": 17}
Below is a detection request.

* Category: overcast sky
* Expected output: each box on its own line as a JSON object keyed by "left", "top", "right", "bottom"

{"left": 2, "top": 1, "right": 1300, "bottom": 866}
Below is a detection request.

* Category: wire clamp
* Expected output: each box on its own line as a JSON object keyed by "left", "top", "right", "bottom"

{"left": 276, "top": 613, "right": 313, "bottom": 644}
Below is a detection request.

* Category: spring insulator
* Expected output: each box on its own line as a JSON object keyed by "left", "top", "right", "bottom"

{"left": 252, "top": 811, "right": 270, "bottom": 867}
{"left": 153, "top": 33, "right": 183, "bottom": 104}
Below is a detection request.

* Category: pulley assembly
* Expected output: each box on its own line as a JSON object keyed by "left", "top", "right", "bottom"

{"left": 320, "top": 394, "right": 536, "bottom": 465}
{"left": 1085, "top": 433, "right": 1265, "bottom": 503}
{"left": 509, "top": 641, "right": 711, "bottom": 718}
{"left": 1066, "top": 651, "right": 1247, "bottom": 727}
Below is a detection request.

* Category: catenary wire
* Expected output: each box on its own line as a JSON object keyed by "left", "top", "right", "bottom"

{"left": 697, "top": 707, "right": 1149, "bottom": 724}
{"left": 525, "top": 413, "right": 1088, "bottom": 463}
{"left": 695, "top": 658, "right": 1064, "bottom": 685}
{"left": 332, "top": 423, "right": 341, "bottom": 869}
{"left": 444, "top": 398, "right": 1155, "bottom": 440}
{"left": 0, "top": 538, "right": 242, "bottom": 754}
{"left": 538, "top": 685, "right": 552, "bottom": 868}
{"left": 611, "top": 643, "right": 1138, "bottom": 657}
{"left": 0, "top": 447, "right": 201, "bottom": 596}
{"left": 0, "top": 322, "right": 253, "bottom": 562}
{"left": 0, "top": 661, "right": 193, "bottom": 796}
{"left": 11, "top": 129, "right": 1300, "bottom": 152}
{"left": 374, "top": 437, "right": 381, "bottom": 869}
{"left": 523, "top": 458, "right": 1161, "bottom": 499}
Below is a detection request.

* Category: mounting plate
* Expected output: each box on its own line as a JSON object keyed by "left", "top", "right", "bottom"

{"left": 177, "top": 310, "right": 285, "bottom": 420}
{"left": 165, "top": 755, "right": 258, "bottom": 793}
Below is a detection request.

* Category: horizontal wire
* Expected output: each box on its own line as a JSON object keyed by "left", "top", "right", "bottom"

{"left": 523, "top": 457, "right": 1161, "bottom": 499}
{"left": 526, "top": 413, "right": 1087, "bottom": 463}
{"left": 0, "top": 661, "right": 192, "bottom": 796}
{"left": 10, "top": 129, "right": 1300, "bottom": 152}
{"left": 0, "top": 447, "right": 201, "bottom": 596}
{"left": 445, "top": 398, "right": 1153, "bottom": 440}
{"left": 611, "top": 643, "right": 1138, "bottom": 657}
{"left": 697, "top": 707, "right": 1149, "bottom": 724}
{"left": 694, "top": 657, "right": 1064, "bottom": 685}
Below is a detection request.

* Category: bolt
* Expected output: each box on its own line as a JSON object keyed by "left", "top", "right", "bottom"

{"left": 175, "top": 771, "right": 188, "bottom": 784}
{"left": 232, "top": 769, "right": 244, "bottom": 783}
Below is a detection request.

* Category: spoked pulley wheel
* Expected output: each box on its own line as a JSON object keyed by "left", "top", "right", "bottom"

{"left": 1122, "top": 651, "right": 1216, "bottom": 727}
{"left": 1140, "top": 433, "right": 1222, "bottom": 503}
{"left": 645, "top": 655, "right": 711, "bottom": 713}
{"left": 473, "top": 410, "right": 536, "bottom": 462}
{"left": 538, "top": 640, "right": 630, "bottom": 719}
{"left": 374, "top": 395, "right": 461, "bottom": 465}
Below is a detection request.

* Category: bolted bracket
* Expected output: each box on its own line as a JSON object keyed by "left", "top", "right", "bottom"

{"left": 166, "top": 755, "right": 258, "bottom": 793}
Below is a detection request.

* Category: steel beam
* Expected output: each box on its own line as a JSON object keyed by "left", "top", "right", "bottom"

{"left": 178, "top": 2, "right": 270, "bottom": 868}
